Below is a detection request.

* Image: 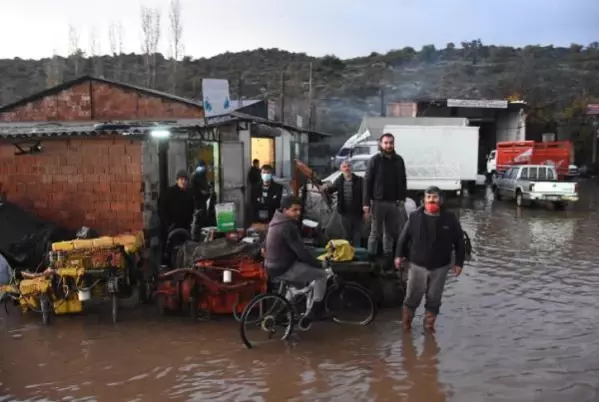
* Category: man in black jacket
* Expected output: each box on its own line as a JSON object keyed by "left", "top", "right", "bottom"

{"left": 326, "top": 159, "right": 364, "bottom": 247}
{"left": 159, "top": 169, "right": 195, "bottom": 234}
{"left": 247, "top": 159, "right": 261, "bottom": 186}
{"left": 190, "top": 161, "right": 211, "bottom": 241}
{"left": 264, "top": 195, "right": 329, "bottom": 319}
{"left": 246, "top": 164, "right": 283, "bottom": 226}
{"left": 363, "top": 133, "right": 407, "bottom": 262}
{"left": 395, "top": 186, "right": 465, "bottom": 333}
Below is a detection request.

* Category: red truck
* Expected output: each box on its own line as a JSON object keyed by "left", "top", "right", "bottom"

{"left": 486, "top": 140, "right": 571, "bottom": 179}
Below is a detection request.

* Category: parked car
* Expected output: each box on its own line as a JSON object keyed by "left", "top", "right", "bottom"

{"left": 492, "top": 165, "right": 579, "bottom": 208}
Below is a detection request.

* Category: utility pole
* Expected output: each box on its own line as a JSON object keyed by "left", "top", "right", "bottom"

{"left": 279, "top": 67, "right": 286, "bottom": 123}
{"left": 380, "top": 88, "right": 385, "bottom": 117}
{"left": 238, "top": 75, "right": 243, "bottom": 110}
{"left": 307, "top": 62, "right": 314, "bottom": 130}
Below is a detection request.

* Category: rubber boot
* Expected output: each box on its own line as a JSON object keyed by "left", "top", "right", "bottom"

{"left": 424, "top": 311, "right": 437, "bottom": 333}
{"left": 402, "top": 306, "right": 413, "bottom": 330}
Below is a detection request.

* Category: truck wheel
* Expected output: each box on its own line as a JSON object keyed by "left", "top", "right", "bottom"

{"left": 516, "top": 191, "right": 524, "bottom": 207}
{"left": 553, "top": 201, "right": 567, "bottom": 210}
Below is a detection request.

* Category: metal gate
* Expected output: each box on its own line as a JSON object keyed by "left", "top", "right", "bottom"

{"left": 220, "top": 141, "right": 245, "bottom": 227}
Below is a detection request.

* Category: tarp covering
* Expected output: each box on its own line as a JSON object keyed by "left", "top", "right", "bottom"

{"left": 0, "top": 201, "right": 74, "bottom": 269}
{"left": 175, "top": 238, "right": 257, "bottom": 268}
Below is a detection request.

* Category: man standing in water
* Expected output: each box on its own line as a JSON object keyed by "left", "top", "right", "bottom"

{"left": 363, "top": 133, "right": 407, "bottom": 265}
{"left": 395, "top": 186, "right": 465, "bottom": 332}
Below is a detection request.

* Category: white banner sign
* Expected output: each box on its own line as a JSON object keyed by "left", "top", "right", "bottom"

{"left": 202, "top": 79, "right": 232, "bottom": 117}
{"left": 447, "top": 99, "right": 508, "bottom": 109}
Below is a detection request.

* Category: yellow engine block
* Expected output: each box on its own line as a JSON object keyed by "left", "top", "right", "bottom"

{"left": 53, "top": 295, "right": 83, "bottom": 315}
{"left": 18, "top": 277, "right": 51, "bottom": 312}
{"left": 51, "top": 232, "right": 145, "bottom": 254}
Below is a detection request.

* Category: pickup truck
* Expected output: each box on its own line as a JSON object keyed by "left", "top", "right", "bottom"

{"left": 492, "top": 164, "right": 579, "bottom": 208}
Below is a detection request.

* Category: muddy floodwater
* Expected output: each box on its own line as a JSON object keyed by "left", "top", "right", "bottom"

{"left": 2, "top": 182, "right": 599, "bottom": 402}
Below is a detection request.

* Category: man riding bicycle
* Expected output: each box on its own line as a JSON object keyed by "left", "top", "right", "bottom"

{"left": 263, "top": 195, "right": 329, "bottom": 319}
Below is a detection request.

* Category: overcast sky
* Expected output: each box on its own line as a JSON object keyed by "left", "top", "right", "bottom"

{"left": 1, "top": 0, "right": 597, "bottom": 60}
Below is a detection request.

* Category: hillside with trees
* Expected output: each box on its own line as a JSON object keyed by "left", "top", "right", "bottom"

{"left": 0, "top": 1, "right": 597, "bottom": 158}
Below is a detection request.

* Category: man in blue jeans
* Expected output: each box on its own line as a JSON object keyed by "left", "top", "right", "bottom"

{"left": 395, "top": 186, "right": 465, "bottom": 333}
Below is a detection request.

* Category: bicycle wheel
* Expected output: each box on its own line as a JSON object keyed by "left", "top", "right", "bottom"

{"left": 324, "top": 282, "right": 377, "bottom": 326}
{"left": 240, "top": 293, "right": 295, "bottom": 349}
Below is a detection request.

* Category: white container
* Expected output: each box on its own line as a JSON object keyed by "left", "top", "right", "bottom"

{"left": 78, "top": 289, "right": 91, "bottom": 301}
{"left": 223, "top": 270, "right": 232, "bottom": 284}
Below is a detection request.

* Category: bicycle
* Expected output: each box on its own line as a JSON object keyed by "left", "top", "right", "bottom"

{"left": 239, "top": 265, "right": 377, "bottom": 349}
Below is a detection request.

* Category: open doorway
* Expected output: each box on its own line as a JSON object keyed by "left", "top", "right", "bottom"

{"left": 251, "top": 137, "right": 275, "bottom": 169}
{"left": 187, "top": 141, "right": 220, "bottom": 199}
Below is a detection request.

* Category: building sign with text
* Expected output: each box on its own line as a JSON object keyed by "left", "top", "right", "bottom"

{"left": 447, "top": 99, "right": 508, "bottom": 109}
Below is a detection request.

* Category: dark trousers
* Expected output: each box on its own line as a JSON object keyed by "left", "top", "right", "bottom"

{"left": 340, "top": 214, "right": 363, "bottom": 247}
{"left": 367, "top": 200, "right": 400, "bottom": 254}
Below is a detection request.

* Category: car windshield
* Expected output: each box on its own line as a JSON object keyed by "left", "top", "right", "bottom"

{"left": 337, "top": 148, "right": 350, "bottom": 157}
{"left": 351, "top": 159, "right": 368, "bottom": 171}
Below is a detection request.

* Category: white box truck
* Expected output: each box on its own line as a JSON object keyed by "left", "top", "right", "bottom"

{"left": 383, "top": 125, "right": 480, "bottom": 195}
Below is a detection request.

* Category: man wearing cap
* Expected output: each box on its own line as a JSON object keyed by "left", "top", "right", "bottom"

{"left": 395, "top": 186, "right": 465, "bottom": 333}
{"left": 264, "top": 195, "right": 330, "bottom": 320}
{"left": 363, "top": 133, "right": 407, "bottom": 265}
{"left": 159, "top": 169, "right": 195, "bottom": 235}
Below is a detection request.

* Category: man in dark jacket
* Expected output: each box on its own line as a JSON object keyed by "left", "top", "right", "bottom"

{"left": 190, "top": 161, "right": 211, "bottom": 241}
{"left": 246, "top": 164, "right": 283, "bottom": 226}
{"left": 159, "top": 169, "right": 195, "bottom": 233}
{"left": 363, "top": 133, "right": 408, "bottom": 263}
{"left": 394, "top": 186, "right": 465, "bottom": 333}
{"left": 326, "top": 159, "right": 364, "bottom": 247}
{"left": 247, "top": 159, "right": 261, "bottom": 186}
{"left": 264, "top": 195, "right": 329, "bottom": 318}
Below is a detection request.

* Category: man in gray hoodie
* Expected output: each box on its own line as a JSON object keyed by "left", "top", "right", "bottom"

{"left": 264, "top": 195, "right": 329, "bottom": 317}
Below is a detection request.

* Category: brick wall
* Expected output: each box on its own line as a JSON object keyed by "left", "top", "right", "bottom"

{"left": 0, "top": 136, "right": 144, "bottom": 235}
{"left": 0, "top": 79, "right": 204, "bottom": 122}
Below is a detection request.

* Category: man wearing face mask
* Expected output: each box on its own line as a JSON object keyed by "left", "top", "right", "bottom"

{"left": 394, "top": 186, "right": 465, "bottom": 333}
{"left": 190, "top": 161, "right": 211, "bottom": 241}
{"left": 363, "top": 133, "right": 407, "bottom": 265}
{"left": 246, "top": 164, "right": 283, "bottom": 227}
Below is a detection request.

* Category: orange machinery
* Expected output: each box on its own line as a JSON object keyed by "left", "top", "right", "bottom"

{"left": 495, "top": 140, "right": 571, "bottom": 178}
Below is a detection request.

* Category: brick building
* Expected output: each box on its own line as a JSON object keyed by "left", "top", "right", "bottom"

{"left": 0, "top": 76, "right": 204, "bottom": 235}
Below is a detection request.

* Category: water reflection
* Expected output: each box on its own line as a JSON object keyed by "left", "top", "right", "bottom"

{"left": 2, "top": 182, "right": 599, "bottom": 401}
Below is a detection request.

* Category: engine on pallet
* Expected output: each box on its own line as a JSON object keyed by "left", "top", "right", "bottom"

{"left": 1, "top": 232, "right": 145, "bottom": 325}
{"left": 154, "top": 237, "right": 268, "bottom": 320}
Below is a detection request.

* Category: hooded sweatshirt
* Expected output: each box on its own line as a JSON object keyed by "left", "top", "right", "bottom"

{"left": 264, "top": 210, "right": 321, "bottom": 277}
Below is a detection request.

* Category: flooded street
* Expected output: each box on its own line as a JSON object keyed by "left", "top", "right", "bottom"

{"left": 1, "top": 182, "right": 599, "bottom": 402}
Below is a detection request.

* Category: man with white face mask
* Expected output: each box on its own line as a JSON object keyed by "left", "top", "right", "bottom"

{"left": 246, "top": 164, "right": 283, "bottom": 226}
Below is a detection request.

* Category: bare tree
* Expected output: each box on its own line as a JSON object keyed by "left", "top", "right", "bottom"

{"left": 108, "top": 21, "right": 125, "bottom": 80}
{"left": 88, "top": 26, "right": 103, "bottom": 77}
{"left": 68, "top": 25, "right": 83, "bottom": 76}
{"left": 44, "top": 50, "right": 64, "bottom": 88}
{"left": 140, "top": 6, "right": 161, "bottom": 88}
{"left": 168, "top": 0, "right": 184, "bottom": 93}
